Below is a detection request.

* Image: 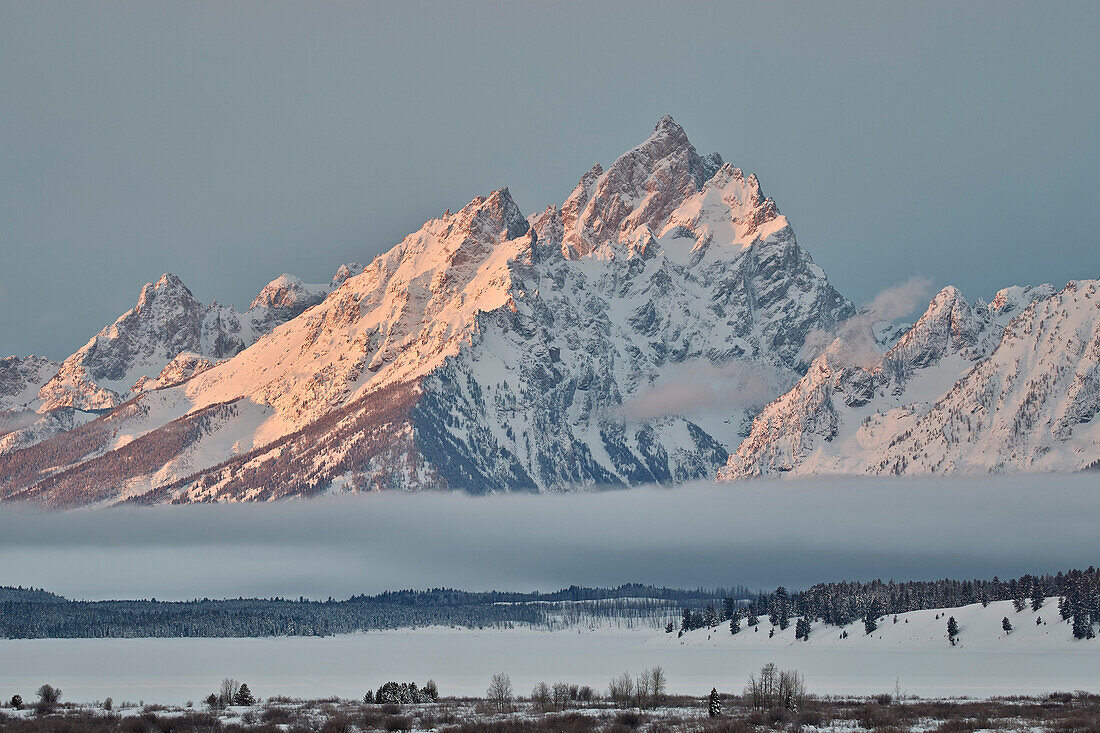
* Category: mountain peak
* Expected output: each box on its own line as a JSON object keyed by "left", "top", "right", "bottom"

{"left": 652, "top": 114, "right": 682, "bottom": 135}
{"left": 137, "top": 273, "right": 196, "bottom": 309}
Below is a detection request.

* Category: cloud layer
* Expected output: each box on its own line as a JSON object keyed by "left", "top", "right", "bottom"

{"left": 1, "top": 474, "right": 1096, "bottom": 601}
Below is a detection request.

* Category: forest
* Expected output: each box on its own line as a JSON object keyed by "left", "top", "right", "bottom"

{"left": 0, "top": 584, "right": 747, "bottom": 638}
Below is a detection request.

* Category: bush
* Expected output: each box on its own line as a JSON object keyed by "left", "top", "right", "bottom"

{"left": 615, "top": 710, "right": 643, "bottom": 729}
{"left": 382, "top": 715, "right": 413, "bottom": 732}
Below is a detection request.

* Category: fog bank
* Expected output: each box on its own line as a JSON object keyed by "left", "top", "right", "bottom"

{"left": 0, "top": 475, "right": 1096, "bottom": 600}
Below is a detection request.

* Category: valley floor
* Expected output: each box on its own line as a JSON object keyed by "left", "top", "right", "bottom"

{"left": 1, "top": 599, "right": 1097, "bottom": 704}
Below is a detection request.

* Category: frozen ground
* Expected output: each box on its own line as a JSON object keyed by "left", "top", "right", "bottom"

{"left": 2, "top": 600, "right": 1098, "bottom": 705}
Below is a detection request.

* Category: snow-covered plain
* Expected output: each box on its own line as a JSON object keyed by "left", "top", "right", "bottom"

{"left": 2, "top": 599, "right": 1097, "bottom": 704}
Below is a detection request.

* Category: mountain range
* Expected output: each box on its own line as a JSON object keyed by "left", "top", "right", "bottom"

{"left": 1, "top": 117, "right": 1097, "bottom": 507}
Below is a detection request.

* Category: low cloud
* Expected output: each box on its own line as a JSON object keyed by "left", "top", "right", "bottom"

{"left": 620, "top": 361, "right": 784, "bottom": 421}
{"left": 800, "top": 277, "right": 933, "bottom": 368}
{"left": 0, "top": 474, "right": 1096, "bottom": 601}
{"left": 0, "top": 409, "right": 42, "bottom": 436}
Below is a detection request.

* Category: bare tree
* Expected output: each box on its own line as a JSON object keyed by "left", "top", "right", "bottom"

{"left": 551, "top": 682, "right": 571, "bottom": 711}
{"left": 744, "top": 664, "right": 804, "bottom": 711}
{"left": 35, "top": 684, "right": 62, "bottom": 714}
{"left": 219, "top": 679, "right": 241, "bottom": 707}
{"left": 635, "top": 669, "right": 652, "bottom": 709}
{"left": 531, "top": 681, "right": 551, "bottom": 712}
{"left": 487, "top": 673, "right": 513, "bottom": 714}
{"left": 650, "top": 666, "right": 667, "bottom": 707}
{"left": 608, "top": 672, "right": 635, "bottom": 708}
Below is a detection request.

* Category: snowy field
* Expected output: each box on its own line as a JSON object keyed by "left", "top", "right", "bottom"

{"left": 2, "top": 599, "right": 1098, "bottom": 705}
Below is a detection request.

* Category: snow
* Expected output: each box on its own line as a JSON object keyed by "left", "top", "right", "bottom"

{"left": 2, "top": 603, "right": 1097, "bottom": 705}
{"left": 723, "top": 278, "right": 1100, "bottom": 479}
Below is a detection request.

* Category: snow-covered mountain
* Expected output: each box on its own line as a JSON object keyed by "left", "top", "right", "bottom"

{"left": 0, "top": 266, "right": 360, "bottom": 454}
{"left": 719, "top": 279, "right": 1100, "bottom": 478}
{"left": 0, "top": 117, "right": 852, "bottom": 507}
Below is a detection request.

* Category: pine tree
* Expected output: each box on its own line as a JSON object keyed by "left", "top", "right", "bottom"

{"left": 730, "top": 614, "right": 741, "bottom": 635}
{"left": 1013, "top": 595, "right": 1026, "bottom": 613}
{"left": 704, "top": 604, "right": 719, "bottom": 628}
{"left": 681, "top": 608, "right": 693, "bottom": 633}
{"left": 722, "top": 597, "right": 736, "bottom": 622}
{"left": 771, "top": 587, "right": 791, "bottom": 630}
{"left": 708, "top": 688, "right": 721, "bottom": 718}
{"left": 234, "top": 684, "right": 255, "bottom": 706}
{"left": 795, "top": 617, "right": 811, "bottom": 641}
{"left": 1072, "top": 611, "right": 1091, "bottom": 639}
{"left": 1002, "top": 617, "right": 1012, "bottom": 634}
{"left": 1031, "top": 593, "right": 1044, "bottom": 612}
{"left": 665, "top": 621, "right": 675, "bottom": 634}
{"left": 747, "top": 611, "right": 759, "bottom": 627}
{"left": 947, "top": 616, "right": 959, "bottom": 645}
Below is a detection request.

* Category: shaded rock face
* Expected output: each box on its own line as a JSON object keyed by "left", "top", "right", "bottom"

{"left": 721, "top": 280, "right": 1100, "bottom": 479}
{"left": 3, "top": 117, "right": 858, "bottom": 506}
{"left": 0, "top": 355, "right": 59, "bottom": 411}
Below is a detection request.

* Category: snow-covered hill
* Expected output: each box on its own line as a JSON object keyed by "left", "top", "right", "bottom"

{"left": 720, "top": 279, "right": 1100, "bottom": 478}
{"left": 663, "top": 597, "right": 1086, "bottom": 652}
{"left": 0, "top": 117, "right": 852, "bottom": 507}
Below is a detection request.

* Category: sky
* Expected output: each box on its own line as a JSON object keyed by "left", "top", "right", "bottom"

{"left": 1, "top": 1, "right": 1099, "bottom": 359}
{"left": 2, "top": 476, "right": 1097, "bottom": 600}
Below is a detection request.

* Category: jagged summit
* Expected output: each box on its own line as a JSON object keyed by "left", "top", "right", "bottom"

{"left": 720, "top": 279, "right": 1100, "bottom": 479}
{"left": 0, "top": 118, "right": 855, "bottom": 506}
{"left": 538, "top": 117, "right": 726, "bottom": 259}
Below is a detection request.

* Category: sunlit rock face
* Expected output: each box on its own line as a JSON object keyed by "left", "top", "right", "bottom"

{"left": 1, "top": 117, "right": 856, "bottom": 506}
{"left": 720, "top": 280, "right": 1100, "bottom": 479}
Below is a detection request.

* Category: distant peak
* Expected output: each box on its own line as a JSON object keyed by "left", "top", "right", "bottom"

{"left": 654, "top": 114, "right": 680, "bottom": 132}
{"left": 155, "top": 273, "right": 186, "bottom": 289}
{"left": 139, "top": 273, "right": 193, "bottom": 306}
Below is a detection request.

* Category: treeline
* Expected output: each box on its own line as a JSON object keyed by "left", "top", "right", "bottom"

{"left": 674, "top": 567, "right": 1100, "bottom": 640}
{"left": 0, "top": 584, "right": 741, "bottom": 639}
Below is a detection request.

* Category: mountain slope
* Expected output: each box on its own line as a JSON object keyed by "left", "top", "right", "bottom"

{"left": 0, "top": 117, "right": 853, "bottom": 507}
{"left": 0, "top": 266, "right": 360, "bottom": 455}
{"left": 720, "top": 280, "right": 1100, "bottom": 478}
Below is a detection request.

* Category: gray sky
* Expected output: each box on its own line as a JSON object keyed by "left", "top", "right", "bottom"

{"left": 2, "top": 1, "right": 1098, "bottom": 359}
{"left": 2, "top": 476, "right": 1097, "bottom": 600}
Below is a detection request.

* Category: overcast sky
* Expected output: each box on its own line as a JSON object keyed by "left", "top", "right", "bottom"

{"left": 2, "top": 476, "right": 1097, "bottom": 601}
{"left": 2, "top": 1, "right": 1098, "bottom": 359}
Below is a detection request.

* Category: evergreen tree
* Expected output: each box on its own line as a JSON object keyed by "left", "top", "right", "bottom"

{"left": 665, "top": 621, "right": 675, "bottom": 634}
{"left": 1013, "top": 595, "right": 1026, "bottom": 613}
{"left": 747, "top": 611, "right": 759, "bottom": 627}
{"left": 681, "top": 608, "right": 693, "bottom": 633}
{"left": 795, "top": 617, "right": 811, "bottom": 641}
{"left": 708, "top": 688, "right": 721, "bottom": 718}
{"left": 704, "top": 604, "right": 719, "bottom": 628}
{"left": 947, "top": 616, "right": 959, "bottom": 645}
{"left": 770, "top": 587, "right": 791, "bottom": 630}
{"left": 722, "top": 597, "right": 736, "bottom": 622}
{"left": 1002, "top": 617, "right": 1012, "bottom": 634}
{"left": 234, "top": 684, "right": 255, "bottom": 706}
{"left": 730, "top": 614, "right": 741, "bottom": 635}
{"left": 1031, "top": 593, "right": 1044, "bottom": 612}
{"left": 1072, "top": 611, "right": 1092, "bottom": 639}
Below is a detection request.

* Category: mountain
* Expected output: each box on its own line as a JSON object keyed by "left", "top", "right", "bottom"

{"left": 0, "top": 266, "right": 360, "bottom": 454}
{"left": 0, "top": 117, "right": 852, "bottom": 507}
{"left": 719, "top": 279, "right": 1100, "bottom": 478}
